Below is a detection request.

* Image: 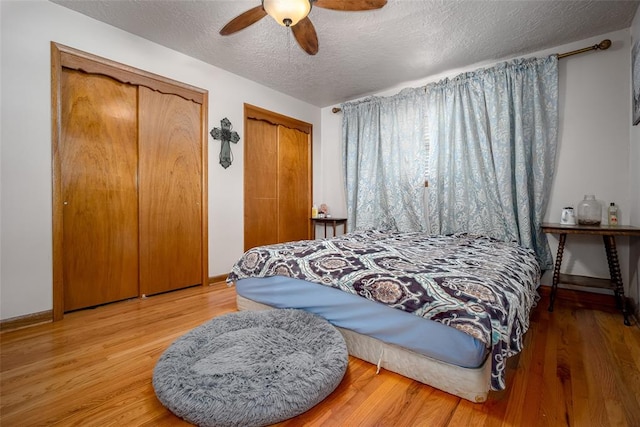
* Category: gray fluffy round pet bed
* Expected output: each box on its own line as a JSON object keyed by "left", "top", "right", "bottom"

{"left": 152, "top": 309, "right": 348, "bottom": 427}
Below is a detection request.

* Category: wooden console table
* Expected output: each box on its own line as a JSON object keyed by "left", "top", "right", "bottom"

{"left": 542, "top": 223, "right": 640, "bottom": 326}
{"left": 311, "top": 217, "right": 347, "bottom": 239}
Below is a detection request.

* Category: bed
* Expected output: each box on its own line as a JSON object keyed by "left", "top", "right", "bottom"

{"left": 227, "top": 230, "right": 541, "bottom": 403}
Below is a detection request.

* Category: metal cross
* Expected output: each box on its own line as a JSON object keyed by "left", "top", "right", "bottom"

{"left": 210, "top": 117, "right": 240, "bottom": 169}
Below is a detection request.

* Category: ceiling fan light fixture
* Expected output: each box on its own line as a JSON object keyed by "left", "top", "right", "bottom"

{"left": 262, "top": 0, "right": 312, "bottom": 27}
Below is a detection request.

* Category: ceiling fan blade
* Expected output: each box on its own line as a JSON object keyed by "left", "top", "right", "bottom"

{"left": 313, "top": 0, "right": 387, "bottom": 11}
{"left": 292, "top": 17, "right": 319, "bottom": 55}
{"left": 220, "top": 5, "right": 267, "bottom": 35}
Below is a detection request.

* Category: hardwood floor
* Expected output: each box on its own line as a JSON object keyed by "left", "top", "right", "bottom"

{"left": 1, "top": 283, "right": 639, "bottom": 426}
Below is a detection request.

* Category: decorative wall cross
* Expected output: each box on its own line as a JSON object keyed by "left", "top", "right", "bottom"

{"left": 210, "top": 117, "right": 240, "bottom": 169}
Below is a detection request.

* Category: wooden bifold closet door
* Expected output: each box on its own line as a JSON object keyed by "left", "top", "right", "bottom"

{"left": 277, "top": 125, "right": 311, "bottom": 243}
{"left": 138, "top": 87, "right": 202, "bottom": 296}
{"left": 60, "top": 70, "right": 140, "bottom": 311}
{"left": 244, "top": 104, "right": 312, "bottom": 250}
{"left": 52, "top": 43, "right": 208, "bottom": 318}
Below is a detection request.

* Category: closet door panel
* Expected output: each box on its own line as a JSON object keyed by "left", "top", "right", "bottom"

{"left": 244, "top": 119, "right": 278, "bottom": 250}
{"left": 278, "top": 126, "right": 311, "bottom": 242}
{"left": 138, "top": 87, "right": 202, "bottom": 295}
{"left": 60, "top": 69, "right": 139, "bottom": 311}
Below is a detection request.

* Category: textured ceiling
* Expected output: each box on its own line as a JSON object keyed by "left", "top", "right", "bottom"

{"left": 51, "top": 0, "right": 639, "bottom": 107}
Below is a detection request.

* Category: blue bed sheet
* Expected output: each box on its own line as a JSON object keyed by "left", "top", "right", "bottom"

{"left": 234, "top": 276, "right": 488, "bottom": 369}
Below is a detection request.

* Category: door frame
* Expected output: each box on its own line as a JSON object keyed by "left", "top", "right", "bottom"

{"left": 51, "top": 42, "right": 209, "bottom": 320}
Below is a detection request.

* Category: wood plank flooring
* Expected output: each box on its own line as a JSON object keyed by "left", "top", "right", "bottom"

{"left": 1, "top": 283, "right": 639, "bottom": 426}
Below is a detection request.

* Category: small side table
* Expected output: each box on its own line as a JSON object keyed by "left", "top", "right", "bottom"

{"left": 542, "top": 222, "right": 640, "bottom": 326}
{"left": 311, "top": 217, "right": 347, "bottom": 239}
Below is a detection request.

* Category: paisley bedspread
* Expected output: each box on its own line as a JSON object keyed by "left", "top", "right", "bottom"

{"left": 227, "top": 230, "right": 540, "bottom": 390}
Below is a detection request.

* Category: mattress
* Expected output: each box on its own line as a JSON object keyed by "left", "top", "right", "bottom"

{"left": 236, "top": 294, "right": 493, "bottom": 403}
{"left": 234, "top": 276, "right": 488, "bottom": 369}
{"left": 228, "top": 230, "right": 541, "bottom": 391}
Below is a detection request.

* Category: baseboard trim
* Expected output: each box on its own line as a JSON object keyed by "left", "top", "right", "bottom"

{"left": 1, "top": 310, "right": 53, "bottom": 332}
{"left": 208, "top": 274, "right": 228, "bottom": 285}
{"left": 2, "top": 277, "right": 229, "bottom": 331}
{"left": 538, "top": 284, "right": 640, "bottom": 320}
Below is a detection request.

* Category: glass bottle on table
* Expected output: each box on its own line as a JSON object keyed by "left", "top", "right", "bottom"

{"left": 577, "top": 195, "right": 601, "bottom": 226}
{"left": 608, "top": 202, "right": 619, "bottom": 226}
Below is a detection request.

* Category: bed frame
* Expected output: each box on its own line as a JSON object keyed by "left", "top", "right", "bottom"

{"left": 236, "top": 294, "right": 491, "bottom": 403}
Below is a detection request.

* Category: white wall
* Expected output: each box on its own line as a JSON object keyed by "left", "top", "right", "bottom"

{"left": 319, "top": 108, "right": 346, "bottom": 218}
{"left": 546, "top": 29, "right": 631, "bottom": 293}
{"left": 321, "top": 28, "right": 637, "bottom": 299}
{"left": 0, "top": 0, "right": 322, "bottom": 320}
{"left": 629, "top": 9, "right": 640, "bottom": 315}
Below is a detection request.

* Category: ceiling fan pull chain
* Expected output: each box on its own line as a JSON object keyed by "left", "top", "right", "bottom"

{"left": 287, "top": 27, "right": 292, "bottom": 63}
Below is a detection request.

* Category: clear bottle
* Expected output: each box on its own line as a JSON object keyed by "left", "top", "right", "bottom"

{"left": 608, "top": 202, "right": 619, "bottom": 226}
{"left": 577, "top": 195, "right": 601, "bottom": 226}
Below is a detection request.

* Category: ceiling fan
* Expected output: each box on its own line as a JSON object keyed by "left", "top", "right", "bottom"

{"left": 220, "top": 0, "right": 387, "bottom": 55}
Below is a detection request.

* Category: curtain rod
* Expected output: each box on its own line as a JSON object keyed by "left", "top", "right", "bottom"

{"left": 557, "top": 39, "right": 611, "bottom": 59}
{"left": 331, "top": 39, "right": 612, "bottom": 114}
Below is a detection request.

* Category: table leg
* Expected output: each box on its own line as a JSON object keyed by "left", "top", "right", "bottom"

{"left": 602, "top": 235, "right": 631, "bottom": 326}
{"left": 602, "top": 236, "right": 620, "bottom": 308}
{"left": 548, "top": 233, "right": 566, "bottom": 312}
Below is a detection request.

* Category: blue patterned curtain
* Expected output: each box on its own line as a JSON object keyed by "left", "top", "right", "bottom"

{"left": 425, "top": 55, "right": 558, "bottom": 269}
{"left": 341, "top": 88, "right": 428, "bottom": 232}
